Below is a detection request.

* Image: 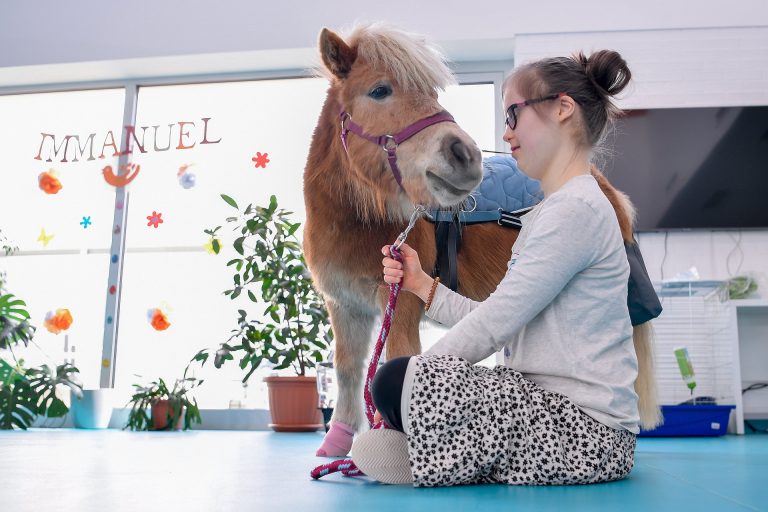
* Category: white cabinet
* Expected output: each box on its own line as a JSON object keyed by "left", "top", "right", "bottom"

{"left": 729, "top": 299, "right": 768, "bottom": 434}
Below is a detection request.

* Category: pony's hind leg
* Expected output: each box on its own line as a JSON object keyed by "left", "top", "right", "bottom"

{"left": 316, "top": 299, "right": 375, "bottom": 457}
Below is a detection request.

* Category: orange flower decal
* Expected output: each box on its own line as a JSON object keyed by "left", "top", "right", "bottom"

{"left": 38, "top": 170, "right": 62, "bottom": 194}
{"left": 148, "top": 308, "right": 171, "bottom": 331}
{"left": 44, "top": 309, "right": 73, "bottom": 334}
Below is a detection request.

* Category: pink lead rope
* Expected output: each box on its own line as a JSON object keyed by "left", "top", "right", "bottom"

{"left": 311, "top": 207, "right": 424, "bottom": 480}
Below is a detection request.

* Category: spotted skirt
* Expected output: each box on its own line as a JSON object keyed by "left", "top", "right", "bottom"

{"left": 405, "top": 355, "right": 636, "bottom": 488}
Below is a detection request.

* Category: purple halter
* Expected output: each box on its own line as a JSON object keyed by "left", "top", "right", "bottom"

{"left": 339, "top": 110, "right": 456, "bottom": 193}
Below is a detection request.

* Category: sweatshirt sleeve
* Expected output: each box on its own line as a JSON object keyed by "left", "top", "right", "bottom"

{"left": 424, "top": 283, "right": 482, "bottom": 327}
{"left": 424, "top": 195, "right": 602, "bottom": 364}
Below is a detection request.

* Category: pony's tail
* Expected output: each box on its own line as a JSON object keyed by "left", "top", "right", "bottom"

{"left": 633, "top": 321, "right": 662, "bottom": 430}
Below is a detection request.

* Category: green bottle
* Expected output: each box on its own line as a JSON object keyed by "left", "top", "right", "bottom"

{"left": 674, "top": 347, "right": 697, "bottom": 395}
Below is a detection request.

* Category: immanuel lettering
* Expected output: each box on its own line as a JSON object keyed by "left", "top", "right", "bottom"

{"left": 34, "top": 117, "right": 222, "bottom": 163}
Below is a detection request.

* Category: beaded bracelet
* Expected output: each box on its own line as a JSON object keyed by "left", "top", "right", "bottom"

{"left": 424, "top": 277, "right": 441, "bottom": 311}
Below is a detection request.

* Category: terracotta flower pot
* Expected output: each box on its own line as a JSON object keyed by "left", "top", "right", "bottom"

{"left": 263, "top": 376, "right": 323, "bottom": 432}
{"left": 151, "top": 399, "right": 185, "bottom": 430}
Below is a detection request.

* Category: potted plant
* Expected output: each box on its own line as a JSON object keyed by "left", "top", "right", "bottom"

{"left": 1, "top": 227, "right": 18, "bottom": 257}
{"left": 0, "top": 290, "right": 83, "bottom": 430}
{"left": 0, "top": 358, "right": 83, "bottom": 430}
{"left": 201, "top": 194, "right": 333, "bottom": 431}
{"left": 123, "top": 362, "right": 203, "bottom": 431}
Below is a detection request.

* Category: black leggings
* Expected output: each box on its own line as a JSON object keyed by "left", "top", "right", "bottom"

{"left": 370, "top": 356, "right": 412, "bottom": 432}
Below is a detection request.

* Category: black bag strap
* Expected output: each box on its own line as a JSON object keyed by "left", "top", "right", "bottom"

{"left": 626, "top": 238, "right": 663, "bottom": 326}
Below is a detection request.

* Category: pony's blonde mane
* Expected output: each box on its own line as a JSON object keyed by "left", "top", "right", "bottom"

{"left": 335, "top": 23, "right": 456, "bottom": 94}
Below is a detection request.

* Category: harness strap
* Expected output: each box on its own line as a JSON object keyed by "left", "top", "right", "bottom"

{"left": 433, "top": 219, "right": 460, "bottom": 291}
{"left": 447, "top": 221, "right": 459, "bottom": 291}
{"left": 339, "top": 111, "right": 456, "bottom": 193}
{"left": 426, "top": 206, "right": 533, "bottom": 226}
{"left": 385, "top": 148, "right": 402, "bottom": 189}
{"left": 427, "top": 207, "right": 532, "bottom": 292}
{"left": 389, "top": 111, "right": 455, "bottom": 143}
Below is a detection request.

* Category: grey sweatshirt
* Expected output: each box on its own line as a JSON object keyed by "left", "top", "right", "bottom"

{"left": 423, "top": 174, "right": 640, "bottom": 433}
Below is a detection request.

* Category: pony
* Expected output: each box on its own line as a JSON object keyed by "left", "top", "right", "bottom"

{"left": 303, "top": 24, "right": 660, "bottom": 456}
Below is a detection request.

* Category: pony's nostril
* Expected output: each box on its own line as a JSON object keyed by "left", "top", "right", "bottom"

{"left": 450, "top": 139, "right": 471, "bottom": 165}
{"left": 442, "top": 136, "right": 479, "bottom": 168}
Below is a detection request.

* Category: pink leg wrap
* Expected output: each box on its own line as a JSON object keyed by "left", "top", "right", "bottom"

{"left": 315, "top": 421, "right": 355, "bottom": 457}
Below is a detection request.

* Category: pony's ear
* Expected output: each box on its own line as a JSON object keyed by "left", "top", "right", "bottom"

{"left": 319, "top": 28, "right": 357, "bottom": 79}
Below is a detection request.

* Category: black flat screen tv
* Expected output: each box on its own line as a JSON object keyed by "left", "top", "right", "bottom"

{"left": 602, "top": 106, "right": 768, "bottom": 231}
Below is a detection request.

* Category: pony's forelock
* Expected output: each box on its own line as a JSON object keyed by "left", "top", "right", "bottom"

{"left": 351, "top": 23, "right": 456, "bottom": 92}
{"left": 316, "top": 23, "right": 456, "bottom": 93}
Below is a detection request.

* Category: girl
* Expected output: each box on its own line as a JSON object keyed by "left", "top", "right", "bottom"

{"left": 350, "top": 49, "right": 641, "bottom": 487}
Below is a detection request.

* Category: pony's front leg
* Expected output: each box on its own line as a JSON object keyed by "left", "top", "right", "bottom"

{"left": 379, "top": 289, "right": 423, "bottom": 359}
{"left": 316, "top": 299, "right": 374, "bottom": 457}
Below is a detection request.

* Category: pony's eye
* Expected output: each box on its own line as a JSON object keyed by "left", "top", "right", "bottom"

{"left": 368, "top": 85, "right": 392, "bottom": 100}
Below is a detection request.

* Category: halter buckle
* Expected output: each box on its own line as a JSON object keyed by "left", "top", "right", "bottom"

{"left": 381, "top": 135, "right": 398, "bottom": 152}
{"left": 340, "top": 112, "right": 351, "bottom": 131}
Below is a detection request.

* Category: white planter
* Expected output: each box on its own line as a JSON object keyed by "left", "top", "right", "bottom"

{"left": 70, "top": 388, "right": 114, "bottom": 429}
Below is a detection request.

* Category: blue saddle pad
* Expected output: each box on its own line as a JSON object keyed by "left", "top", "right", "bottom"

{"left": 467, "top": 155, "right": 543, "bottom": 213}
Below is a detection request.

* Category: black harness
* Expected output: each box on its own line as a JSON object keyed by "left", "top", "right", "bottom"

{"left": 426, "top": 207, "right": 531, "bottom": 291}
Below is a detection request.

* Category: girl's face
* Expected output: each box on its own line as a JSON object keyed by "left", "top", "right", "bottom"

{"left": 501, "top": 83, "right": 562, "bottom": 181}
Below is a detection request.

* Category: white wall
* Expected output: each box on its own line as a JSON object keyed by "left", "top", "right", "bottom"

{"left": 1, "top": 0, "right": 766, "bottom": 66}
{"left": 516, "top": 26, "right": 768, "bottom": 293}
{"left": 1, "top": 0, "right": 767, "bottom": 87}
{"left": 515, "top": 27, "right": 768, "bottom": 109}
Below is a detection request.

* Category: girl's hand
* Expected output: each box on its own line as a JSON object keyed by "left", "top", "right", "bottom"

{"left": 380, "top": 242, "right": 432, "bottom": 298}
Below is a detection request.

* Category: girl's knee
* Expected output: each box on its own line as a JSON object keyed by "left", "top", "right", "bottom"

{"left": 371, "top": 356, "right": 412, "bottom": 430}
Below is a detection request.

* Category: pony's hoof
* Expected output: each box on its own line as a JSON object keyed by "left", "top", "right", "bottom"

{"left": 315, "top": 420, "right": 355, "bottom": 457}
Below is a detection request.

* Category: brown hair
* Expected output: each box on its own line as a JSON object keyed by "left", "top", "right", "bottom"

{"left": 508, "top": 50, "right": 632, "bottom": 149}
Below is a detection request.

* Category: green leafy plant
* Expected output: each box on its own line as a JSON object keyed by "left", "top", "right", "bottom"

{"left": 123, "top": 362, "right": 203, "bottom": 431}
{"left": 0, "top": 343, "right": 82, "bottom": 430}
{"left": 0, "top": 361, "right": 83, "bottom": 430}
{"left": 201, "top": 194, "right": 333, "bottom": 380}
{"left": 0, "top": 293, "right": 36, "bottom": 350}
{"left": 0, "top": 227, "right": 18, "bottom": 257}
{"left": 0, "top": 230, "right": 83, "bottom": 430}
{"left": 728, "top": 275, "right": 758, "bottom": 300}
{"left": 0, "top": 231, "right": 30, "bottom": 349}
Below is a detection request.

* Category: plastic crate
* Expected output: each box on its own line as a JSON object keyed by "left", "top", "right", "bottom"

{"left": 639, "top": 404, "right": 735, "bottom": 437}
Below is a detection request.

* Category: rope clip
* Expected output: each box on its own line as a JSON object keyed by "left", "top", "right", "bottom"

{"left": 394, "top": 204, "right": 426, "bottom": 250}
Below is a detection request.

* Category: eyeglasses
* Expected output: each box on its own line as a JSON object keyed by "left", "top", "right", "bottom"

{"left": 504, "top": 92, "right": 566, "bottom": 131}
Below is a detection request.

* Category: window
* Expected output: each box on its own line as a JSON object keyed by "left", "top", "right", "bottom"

{"left": 115, "top": 78, "right": 330, "bottom": 408}
{"left": 0, "top": 88, "right": 126, "bottom": 389}
{"left": 0, "top": 76, "right": 499, "bottom": 413}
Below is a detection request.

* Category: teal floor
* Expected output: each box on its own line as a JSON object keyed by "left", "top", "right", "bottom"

{"left": 0, "top": 429, "right": 766, "bottom": 511}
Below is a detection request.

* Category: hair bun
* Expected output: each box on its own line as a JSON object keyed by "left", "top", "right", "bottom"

{"left": 576, "top": 50, "right": 631, "bottom": 97}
